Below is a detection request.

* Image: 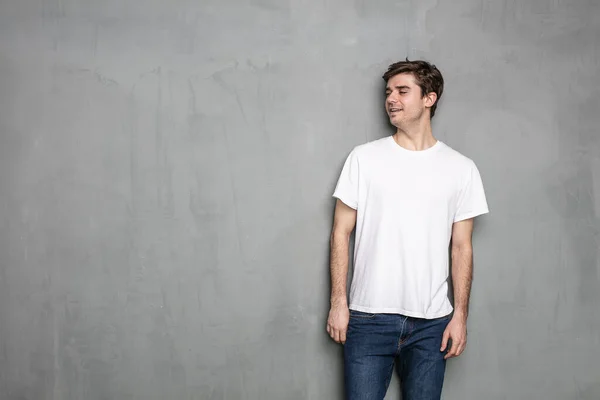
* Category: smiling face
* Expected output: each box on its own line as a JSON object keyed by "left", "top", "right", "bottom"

{"left": 385, "top": 73, "right": 437, "bottom": 128}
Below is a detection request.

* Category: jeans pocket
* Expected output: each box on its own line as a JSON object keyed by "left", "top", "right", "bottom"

{"left": 440, "top": 313, "right": 452, "bottom": 320}
{"left": 349, "top": 310, "right": 377, "bottom": 319}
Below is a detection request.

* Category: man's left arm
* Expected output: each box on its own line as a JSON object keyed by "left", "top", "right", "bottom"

{"left": 440, "top": 217, "right": 474, "bottom": 360}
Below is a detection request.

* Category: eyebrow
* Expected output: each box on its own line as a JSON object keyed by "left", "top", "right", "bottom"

{"left": 385, "top": 85, "right": 411, "bottom": 92}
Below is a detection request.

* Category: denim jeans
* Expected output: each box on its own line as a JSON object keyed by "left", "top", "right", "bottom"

{"left": 343, "top": 310, "right": 452, "bottom": 400}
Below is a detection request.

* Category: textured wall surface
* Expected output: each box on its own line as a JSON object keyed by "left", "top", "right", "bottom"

{"left": 1, "top": 1, "right": 599, "bottom": 399}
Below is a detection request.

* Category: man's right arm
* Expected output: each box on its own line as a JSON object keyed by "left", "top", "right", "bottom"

{"left": 326, "top": 199, "right": 357, "bottom": 344}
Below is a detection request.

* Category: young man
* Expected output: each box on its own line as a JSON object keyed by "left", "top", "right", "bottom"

{"left": 326, "top": 59, "right": 489, "bottom": 400}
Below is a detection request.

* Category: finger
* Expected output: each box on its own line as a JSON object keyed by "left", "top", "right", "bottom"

{"left": 449, "top": 343, "right": 459, "bottom": 359}
{"left": 456, "top": 341, "right": 466, "bottom": 357}
{"left": 329, "top": 326, "right": 337, "bottom": 342}
{"left": 340, "top": 328, "right": 347, "bottom": 344}
{"left": 443, "top": 340, "right": 454, "bottom": 359}
{"left": 445, "top": 340, "right": 459, "bottom": 359}
{"left": 333, "top": 329, "right": 341, "bottom": 343}
{"left": 440, "top": 330, "right": 449, "bottom": 352}
{"left": 450, "top": 344, "right": 461, "bottom": 358}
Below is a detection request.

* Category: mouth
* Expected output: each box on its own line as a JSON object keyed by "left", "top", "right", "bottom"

{"left": 388, "top": 108, "right": 402, "bottom": 114}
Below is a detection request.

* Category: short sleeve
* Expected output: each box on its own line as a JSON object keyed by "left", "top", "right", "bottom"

{"left": 332, "top": 148, "right": 360, "bottom": 210}
{"left": 454, "top": 161, "right": 489, "bottom": 222}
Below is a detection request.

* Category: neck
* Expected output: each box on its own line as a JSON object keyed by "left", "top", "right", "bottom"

{"left": 393, "top": 118, "right": 436, "bottom": 151}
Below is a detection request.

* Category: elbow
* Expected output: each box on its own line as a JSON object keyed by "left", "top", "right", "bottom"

{"left": 451, "top": 242, "right": 473, "bottom": 256}
{"left": 330, "top": 228, "right": 351, "bottom": 244}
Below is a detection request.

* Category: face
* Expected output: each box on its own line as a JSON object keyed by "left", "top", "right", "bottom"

{"left": 385, "top": 73, "right": 435, "bottom": 127}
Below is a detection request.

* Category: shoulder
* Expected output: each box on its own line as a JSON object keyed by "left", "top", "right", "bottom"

{"left": 347, "top": 136, "right": 391, "bottom": 159}
{"left": 437, "top": 142, "right": 479, "bottom": 172}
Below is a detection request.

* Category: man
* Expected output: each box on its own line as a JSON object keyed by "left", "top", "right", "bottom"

{"left": 326, "top": 59, "right": 489, "bottom": 400}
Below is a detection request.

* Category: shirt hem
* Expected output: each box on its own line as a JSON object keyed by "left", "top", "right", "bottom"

{"left": 332, "top": 194, "right": 357, "bottom": 210}
{"left": 349, "top": 304, "right": 453, "bottom": 319}
{"left": 454, "top": 208, "right": 489, "bottom": 222}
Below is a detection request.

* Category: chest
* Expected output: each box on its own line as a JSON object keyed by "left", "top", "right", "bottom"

{"left": 365, "top": 159, "right": 461, "bottom": 208}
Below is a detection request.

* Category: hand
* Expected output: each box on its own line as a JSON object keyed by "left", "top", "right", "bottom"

{"left": 326, "top": 305, "right": 349, "bottom": 344}
{"left": 440, "top": 316, "right": 467, "bottom": 359}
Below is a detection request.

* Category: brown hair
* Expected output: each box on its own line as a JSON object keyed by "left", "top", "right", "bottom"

{"left": 382, "top": 59, "right": 444, "bottom": 118}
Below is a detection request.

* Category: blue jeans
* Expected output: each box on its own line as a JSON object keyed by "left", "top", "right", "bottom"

{"left": 343, "top": 310, "right": 452, "bottom": 400}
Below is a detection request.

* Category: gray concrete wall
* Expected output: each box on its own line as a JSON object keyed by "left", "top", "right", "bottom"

{"left": 0, "top": 1, "right": 599, "bottom": 399}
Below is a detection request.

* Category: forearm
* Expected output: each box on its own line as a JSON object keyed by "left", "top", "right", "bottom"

{"left": 329, "top": 231, "right": 350, "bottom": 307}
{"left": 451, "top": 244, "right": 473, "bottom": 320}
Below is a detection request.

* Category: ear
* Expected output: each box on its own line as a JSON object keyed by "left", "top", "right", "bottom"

{"left": 424, "top": 92, "right": 437, "bottom": 108}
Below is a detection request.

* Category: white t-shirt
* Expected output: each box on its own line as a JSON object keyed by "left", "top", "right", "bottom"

{"left": 332, "top": 135, "right": 489, "bottom": 319}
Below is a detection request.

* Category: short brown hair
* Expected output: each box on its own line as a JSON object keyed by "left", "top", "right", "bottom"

{"left": 382, "top": 59, "right": 444, "bottom": 118}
